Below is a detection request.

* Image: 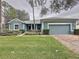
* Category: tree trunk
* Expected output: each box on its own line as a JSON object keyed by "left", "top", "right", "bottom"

{"left": 0, "top": 0, "right": 2, "bottom": 32}
{"left": 32, "top": 0, "right": 36, "bottom": 31}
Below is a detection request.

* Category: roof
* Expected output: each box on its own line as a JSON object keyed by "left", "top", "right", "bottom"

{"left": 8, "top": 18, "right": 41, "bottom": 24}
{"left": 40, "top": 17, "right": 79, "bottom": 22}
{"left": 8, "top": 18, "right": 24, "bottom": 23}
{"left": 24, "top": 20, "right": 41, "bottom": 24}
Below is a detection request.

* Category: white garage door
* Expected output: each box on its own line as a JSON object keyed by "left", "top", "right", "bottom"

{"left": 49, "top": 24, "right": 70, "bottom": 35}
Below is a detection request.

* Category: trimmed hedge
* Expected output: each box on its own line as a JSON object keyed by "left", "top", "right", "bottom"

{"left": 43, "top": 29, "right": 49, "bottom": 35}
{"left": 74, "top": 29, "right": 79, "bottom": 35}
{"left": 0, "top": 31, "right": 21, "bottom": 36}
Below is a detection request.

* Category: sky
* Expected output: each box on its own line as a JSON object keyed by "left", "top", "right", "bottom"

{"left": 4, "top": 0, "right": 79, "bottom": 20}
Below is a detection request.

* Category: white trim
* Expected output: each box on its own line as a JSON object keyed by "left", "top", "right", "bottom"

{"left": 14, "top": 23, "right": 19, "bottom": 30}
{"left": 41, "top": 23, "right": 44, "bottom": 33}
{"left": 31, "top": 24, "right": 32, "bottom": 30}
{"left": 23, "top": 24, "right": 25, "bottom": 29}
{"left": 48, "top": 23, "right": 73, "bottom": 32}
{"left": 8, "top": 18, "right": 23, "bottom": 23}
{"left": 36, "top": 24, "right": 38, "bottom": 30}
{"left": 9, "top": 24, "right": 10, "bottom": 30}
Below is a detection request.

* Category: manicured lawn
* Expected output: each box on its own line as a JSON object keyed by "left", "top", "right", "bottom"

{"left": 0, "top": 35, "right": 78, "bottom": 59}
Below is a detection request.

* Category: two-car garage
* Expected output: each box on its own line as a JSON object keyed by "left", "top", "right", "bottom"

{"left": 49, "top": 24, "right": 71, "bottom": 35}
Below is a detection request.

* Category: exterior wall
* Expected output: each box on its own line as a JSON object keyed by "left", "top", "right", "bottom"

{"left": 9, "top": 21, "right": 42, "bottom": 31}
{"left": 9, "top": 20, "right": 25, "bottom": 31}
{"left": 76, "top": 25, "right": 79, "bottom": 29}
{"left": 42, "top": 19, "right": 76, "bottom": 33}
{"left": 76, "top": 20, "right": 79, "bottom": 29}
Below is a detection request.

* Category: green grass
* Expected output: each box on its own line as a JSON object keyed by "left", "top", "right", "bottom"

{"left": 0, "top": 35, "right": 78, "bottom": 59}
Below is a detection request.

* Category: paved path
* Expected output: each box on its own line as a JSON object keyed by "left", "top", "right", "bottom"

{"left": 53, "top": 35, "right": 79, "bottom": 54}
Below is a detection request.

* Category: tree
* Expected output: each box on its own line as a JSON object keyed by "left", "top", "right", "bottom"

{"left": 0, "top": 0, "right": 2, "bottom": 32}
{"left": 28, "top": 0, "right": 79, "bottom": 15}
{"left": 2, "top": 1, "right": 30, "bottom": 31}
{"left": 27, "top": 0, "right": 47, "bottom": 31}
{"left": 4, "top": 8, "right": 17, "bottom": 20}
{"left": 16, "top": 10, "right": 29, "bottom": 21}
{"left": 40, "top": 6, "right": 49, "bottom": 17}
{"left": 49, "top": 0, "right": 78, "bottom": 13}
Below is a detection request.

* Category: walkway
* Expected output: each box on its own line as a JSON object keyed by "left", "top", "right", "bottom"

{"left": 53, "top": 35, "right": 79, "bottom": 54}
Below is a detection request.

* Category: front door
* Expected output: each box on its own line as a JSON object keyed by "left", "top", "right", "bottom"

{"left": 27, "top": 25, "right": 31, "bottom": 31}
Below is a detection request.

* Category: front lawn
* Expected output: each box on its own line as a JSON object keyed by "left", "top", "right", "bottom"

{"left": 0, "top": 35, "right": 78, "bottom": 59}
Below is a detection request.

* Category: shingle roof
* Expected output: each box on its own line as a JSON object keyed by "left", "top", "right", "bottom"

{"left": 8, "top": 18, "right": 41, "bottom": 24}
{"left": 24, "top": 20, "right": 41, "bottom": 24}
{"left": 8, "top": 18, "right": 24, "bottom": 23}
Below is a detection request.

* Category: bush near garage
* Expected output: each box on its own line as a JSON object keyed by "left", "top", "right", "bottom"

{"left": 43, "top": 29, "right": 49, "bottom": 35}
{"left": 74, "top": 29, "right": 79, "bottom": 35}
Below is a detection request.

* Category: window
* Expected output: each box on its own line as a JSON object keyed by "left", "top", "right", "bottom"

{"left": 15, "top": 25, "right": 19, "bottom": 29}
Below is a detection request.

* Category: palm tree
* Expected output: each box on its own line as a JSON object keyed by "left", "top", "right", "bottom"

{"left": 27, "top": 0, "right": 47, "bottom": 31}
{"left": 32, "top": 0, "right": 36, "bottom": 31}
{"left": 28, "top": 0, "right": 36, "bottom": 31}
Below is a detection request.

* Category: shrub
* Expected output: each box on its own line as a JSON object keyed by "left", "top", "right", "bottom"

{"left": 74, "top": 29, "right": 79, "bottom": 35}
{"left": 0, "top": 32, "right": 10, "bottom": 36}
{"left": 12, "top": 31, "right": 21, "bottom": 35}
{"left": 19, "top": 29, "right": 25, "bottom": 33}
{"left": 43, "top": 29, "right": 49, "bottom": 35}
{"left": 0, "top": 30, "right": 22, "bottom": 36}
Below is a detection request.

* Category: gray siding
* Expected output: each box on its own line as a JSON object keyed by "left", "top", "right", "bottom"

{"left": 9, "top": 20, "right": 25, "bottom": 31}
{"left": 42, "top": 19, "right": 76, "bottom": 33}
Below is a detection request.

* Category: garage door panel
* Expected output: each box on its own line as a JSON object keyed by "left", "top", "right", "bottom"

{"left": 49, "top": 24, "right": 70, "bottom": 35}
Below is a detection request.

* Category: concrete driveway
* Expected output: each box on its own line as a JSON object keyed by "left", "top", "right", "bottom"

{"left": 53, "top": 35, "right": 79, "bottom": 54}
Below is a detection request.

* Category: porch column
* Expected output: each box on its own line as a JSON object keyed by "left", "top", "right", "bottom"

{"left": 9, "top": 24, "right": 10, "bottom": 30}
{"left": 23, "top": 24, "right": 25, "bottom": 30}
{"left": 31, "top": 24, "right": 32, "bottom": 30}
{"left": 41, "top": 23, "right": 44, "bottom": 33}
{"left": 36, "top": 24, "right": 37, "bottom": 30}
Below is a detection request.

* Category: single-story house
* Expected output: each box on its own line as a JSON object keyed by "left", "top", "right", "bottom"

{"left": 8, "top": 18, "right": 79, "bottom": 35}
{"left": 8, "top": 18, "right": 41, "bottom": 31}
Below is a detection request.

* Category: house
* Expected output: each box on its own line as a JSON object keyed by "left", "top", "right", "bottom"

{"left": 8, "top": 18, "right": 41, "bottom": 31}
{"left": 8, "top": 18, "right": 78, "bottom": 35}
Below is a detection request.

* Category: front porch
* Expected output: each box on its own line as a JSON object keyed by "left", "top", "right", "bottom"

{"left": 25, "top": 24, "right": 41, "bottom": 31}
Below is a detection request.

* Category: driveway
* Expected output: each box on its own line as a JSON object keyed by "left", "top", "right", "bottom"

{"left": 53, "top": 35, "right": 79, "bottom": 54}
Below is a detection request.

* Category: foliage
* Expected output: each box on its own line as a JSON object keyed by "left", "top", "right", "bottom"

{"left": 0, "top": 31, "right": 20, "bottom": 36}
{"left": 28, "top": 0, "right": 47, "bottom": 7}
{"left": 43, "top": 29, "right": 49, "bottom": 35}
{"left": 50, "top": 0, "right": 78, "bottom": 13}
{"left": 74, "top": 29, "right": 79, "bottom": 35}
{"left": 19, "top": 29, "right": 25, "bottom": 33}
{"left": 16, "top": 10, "right": 29, "bottom": 21}
{"left": 2, "top": 1, "right": 30, "bottom": 21}
{"left": 40, "top": 6, "right": 49, "bottom": 17}
{"left": 4, "top": 8, "right": 17, "bottom": 19}
{"left": 27, "top": 0, "right": 79, "bottom": 16}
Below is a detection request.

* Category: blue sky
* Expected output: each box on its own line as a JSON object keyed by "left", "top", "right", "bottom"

{"left": 4, "top": 0, "right": 79, "bottom": 20}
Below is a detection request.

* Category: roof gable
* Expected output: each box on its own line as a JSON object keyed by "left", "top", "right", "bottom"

{"left": 8, "top": 18, "right": 24, "bottom": 23}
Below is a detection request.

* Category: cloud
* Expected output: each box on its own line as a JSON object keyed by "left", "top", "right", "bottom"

{"left": 4, "top": 0, "right": 79, "bottom": 19}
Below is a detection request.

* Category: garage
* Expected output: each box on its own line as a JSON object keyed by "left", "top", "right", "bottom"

{"left": 49, "top": 24, "right": 71, "bottom": 35}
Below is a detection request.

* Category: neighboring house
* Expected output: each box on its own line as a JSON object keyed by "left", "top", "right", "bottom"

{"left": 8, "top": 18, "right": 78, "bottom": 35}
